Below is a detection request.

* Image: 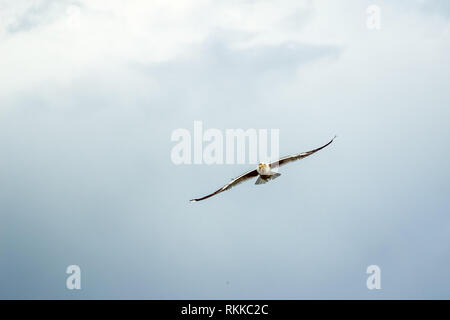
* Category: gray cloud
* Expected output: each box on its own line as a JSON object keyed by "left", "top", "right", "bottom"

{"left": 1, "top": 0, "right": 77, "bottom": 33}
{"left": 393, "top": 0, "right": 450, "bottom": 18}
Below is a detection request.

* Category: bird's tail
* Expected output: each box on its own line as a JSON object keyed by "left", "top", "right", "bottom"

{"left": 255, "top": 173, "right": 281, "bottom": 185}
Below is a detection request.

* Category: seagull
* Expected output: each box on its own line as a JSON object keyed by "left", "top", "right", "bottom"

{"left": 190, "top": 136, "right": 336, "bottom": 202}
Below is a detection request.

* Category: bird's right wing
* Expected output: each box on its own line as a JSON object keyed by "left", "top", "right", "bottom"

{"left": 270, "top": 136, "right": 336, "bottom": 169}
{"left": 190, "top": 169, "right": 259, "bottom": 202}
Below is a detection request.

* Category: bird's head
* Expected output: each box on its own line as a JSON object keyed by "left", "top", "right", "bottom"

{"left": 258, "top": 163, "right": 266, "bottom": 169}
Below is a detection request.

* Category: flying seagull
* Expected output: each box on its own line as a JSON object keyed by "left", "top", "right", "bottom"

{"left": 190, "top": 136, "right": 336, "bottom": 202}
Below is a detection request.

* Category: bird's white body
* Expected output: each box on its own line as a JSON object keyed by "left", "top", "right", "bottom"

{"left": 256, "top": 163, "right": 272, "bottom": 176}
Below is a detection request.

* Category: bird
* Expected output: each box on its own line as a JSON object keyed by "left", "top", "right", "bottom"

{"left": 190, "top": 136, "right": 336, "bottom": 202}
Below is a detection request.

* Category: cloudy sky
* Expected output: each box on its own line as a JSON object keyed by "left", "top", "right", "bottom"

{"left": 1, "top": 0, "right": 449, "bottom": 299}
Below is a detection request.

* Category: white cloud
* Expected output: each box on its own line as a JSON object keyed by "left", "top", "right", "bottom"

{"left": 0, "top": 0, "right": 318, "bottom": 99}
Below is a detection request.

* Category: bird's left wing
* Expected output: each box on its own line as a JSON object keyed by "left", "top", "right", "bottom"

{"left": 270, "top": 136, "right": 336, "bottom": 169}
{"left": 190, "top": 169, "right": 259, "bottom": 202}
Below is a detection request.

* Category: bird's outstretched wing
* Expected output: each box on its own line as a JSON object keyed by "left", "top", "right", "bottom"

{"left": 190, "top": 169, "right": 259, "bottom": 202}
{"left": 270, "top": 136, "right": 336, "bottom": 169}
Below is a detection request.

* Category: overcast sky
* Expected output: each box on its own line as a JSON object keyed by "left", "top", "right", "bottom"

{"left": 1, "top": 0, "right": 450, "bottom": 299}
